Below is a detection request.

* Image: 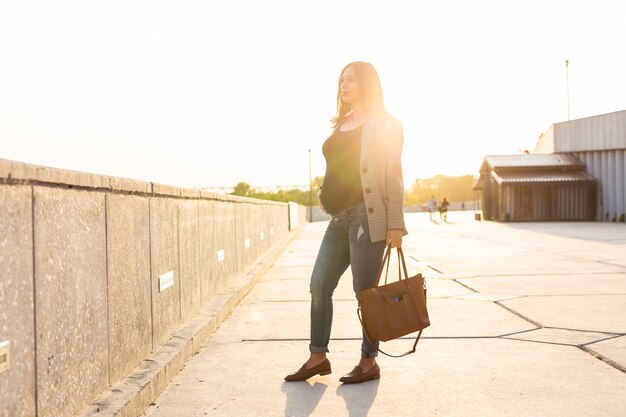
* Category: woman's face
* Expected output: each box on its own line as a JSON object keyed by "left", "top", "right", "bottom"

{"left": 339, "top": 66, "right": 360, "bottom": 105}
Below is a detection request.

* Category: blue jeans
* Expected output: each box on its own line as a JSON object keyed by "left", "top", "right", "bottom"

{"left": 309, "top": 202, "right": 386, "bottom": 358}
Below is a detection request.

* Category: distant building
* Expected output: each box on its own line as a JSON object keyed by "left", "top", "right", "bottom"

{"left": 474, "top": 154, "right": 597, "bottom": 221}
{"left": 475, "top": 109, "right": 626, "bottom": 222}
{"left": 533, "top": 110, "right": 626, "bottom": 222}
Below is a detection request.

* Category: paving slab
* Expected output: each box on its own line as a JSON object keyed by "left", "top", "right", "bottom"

{"left": 211, "top": 295, "right": 537, "bottom": 343}
{"left": 259, "top": 265, "right": 316, "bottom": 281}
{"left": 586, "top": 335, "right": 626, "bottom": 369}
{"left": 143, "top": 339, "right": 626, "bottom": 417}
{"left": 245, "top": 270, "right": 355, "bottom": 302}
{"left": 210, "top": 299, "right": 362, "bottom": 343}
{"left": 500, "top": 295, "right": 626, "bottom": 333}
{"left": 452, "top": 292, "right": 523, "bottom": 301}
{"left": 424, "top": 298, "right": 537, "bottom": 337}
{"left": 459, "top": 273, "right": 626, "bottom": 296}
{"left": 421, "top": 278, "right": 474, "bottom": 298}
{"left": 502, "top": 328, "right": 615, "bottom": 346}
{"left": 563, "top": 249, "right": 626, "bottom": 265}
{"left": 142, "top": 213, "right": 626, "bottom": 417}
{"left": 429, "top": 257, "right": 626, "bottom": 278}
{"left": 248, "top": 262, "right": 439, "bottom": 303}
{"left": 273, "top": 256, "right": 318, "bottom": 268}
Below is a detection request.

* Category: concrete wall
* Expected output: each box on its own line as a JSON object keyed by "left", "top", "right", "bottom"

{"left": 533, "top": 110, "right": 626, "bottom": 222}
{"left": 553, "top": 110, "right": 626, "bottom": 153}
{"left": 0, "top": 158, "right": 299, "bottom": 417}
{"left": 0, "top": 186, "right": 35, "bottom": 417}
{"left": 34, "top": 187, "right": 109, "bottom": 417}
{"left": 535, "top": 109, "right": 626, "bottom": 154}
{"left": 576, "top": 150, "right": 626, "bottom": 222}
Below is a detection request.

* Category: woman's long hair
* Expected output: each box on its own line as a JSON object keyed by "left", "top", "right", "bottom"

{"left": 331, "top": 61, "right": 386, "bottom": 130}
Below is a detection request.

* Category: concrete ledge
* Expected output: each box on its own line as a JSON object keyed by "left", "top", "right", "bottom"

{"left": 75, "top": 229, "right": 301, "bottom": 417}
{"left": 200, "top": 190, "right": 218, "bottom": 199}
{"left": 0, "top": 157, "right": 287, "bottom": 206}
{"left": 109, "top": 177, "right": 150, "bottom": 194}
{"left": 151, "top": 183, "right": 180, "bottom": 197}
{"left": 179, "top": 187, "right": 201, "bottom": 198}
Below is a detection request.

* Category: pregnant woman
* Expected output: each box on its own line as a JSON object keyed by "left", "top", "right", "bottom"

{"left": 285, "top": 61, "right": 407, "bottom": 384}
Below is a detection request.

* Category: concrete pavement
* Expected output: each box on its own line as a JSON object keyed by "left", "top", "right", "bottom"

{"left": 142, "top": 212, "right": 626, "bottom": 417}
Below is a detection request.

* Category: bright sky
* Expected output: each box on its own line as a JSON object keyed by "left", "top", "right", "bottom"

{"left": 1, "top": 0, "right": 626, "bottom": 189}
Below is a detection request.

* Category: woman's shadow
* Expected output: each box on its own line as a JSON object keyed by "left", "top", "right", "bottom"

{"left": 281, "top": 379, "right": 379, "bottom": 417}
{"left": 336, "top": 379, "right": 380, "bottom": 417}
{"left": 281, "top": 381, "right": 328, "bottom": 417}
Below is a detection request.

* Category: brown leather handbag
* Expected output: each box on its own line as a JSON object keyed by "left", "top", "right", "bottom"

{"left": 357, "top": 246, "right": 430, "bottom": 357}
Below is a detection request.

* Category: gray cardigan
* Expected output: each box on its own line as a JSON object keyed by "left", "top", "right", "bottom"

{"left": 358, "top": 113, "right": 407, "bottom": 243}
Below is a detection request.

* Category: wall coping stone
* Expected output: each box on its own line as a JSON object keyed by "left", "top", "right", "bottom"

{"left": 0, "top": 157, "right": 285, "bottom": 206}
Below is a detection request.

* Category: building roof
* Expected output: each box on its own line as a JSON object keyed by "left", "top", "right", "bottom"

{"left": 480, "top": 153, "right": 585, "bottom": 172}
{"left": 491, "top": 170, "right": 596, "bottom": 186}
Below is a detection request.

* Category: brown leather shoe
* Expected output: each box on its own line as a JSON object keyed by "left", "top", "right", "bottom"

{"left": 284, "top": 359, "right": 332, "bottom": 381}
{"left": 339, "top": 364, "right": 380, "bottom": 384}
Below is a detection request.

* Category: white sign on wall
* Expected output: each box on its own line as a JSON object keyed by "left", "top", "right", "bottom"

{"left": 158, "top": 271, "right": 174, "bottom": 292}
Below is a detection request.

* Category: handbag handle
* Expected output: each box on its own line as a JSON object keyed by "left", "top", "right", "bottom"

{"left": 375, "top": 245, "right": 411, "bottom": 287}
{"left": 374, "top": 244, "right": 392, "bottom": 286}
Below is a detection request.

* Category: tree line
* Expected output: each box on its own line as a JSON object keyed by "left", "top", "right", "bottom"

{"left": 404, "top": 174, "right": 475, "bottom": 207}
{"left": 231, "top": 174, "right": 476, "bottom": 207}
{"left": 231, "top": 176, "right": 323, "bottom": 206}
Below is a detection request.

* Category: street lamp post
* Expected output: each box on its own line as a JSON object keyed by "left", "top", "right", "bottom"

{"left": 565, "top": 60, "right": 571, "bottom": 121}
{"left": 308, "top": 149, "right": 313, "bottom": 222}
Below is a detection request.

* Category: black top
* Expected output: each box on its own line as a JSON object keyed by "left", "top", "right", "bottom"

{"left": 319, "top": 125, "right": 364, "bottom": 216}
